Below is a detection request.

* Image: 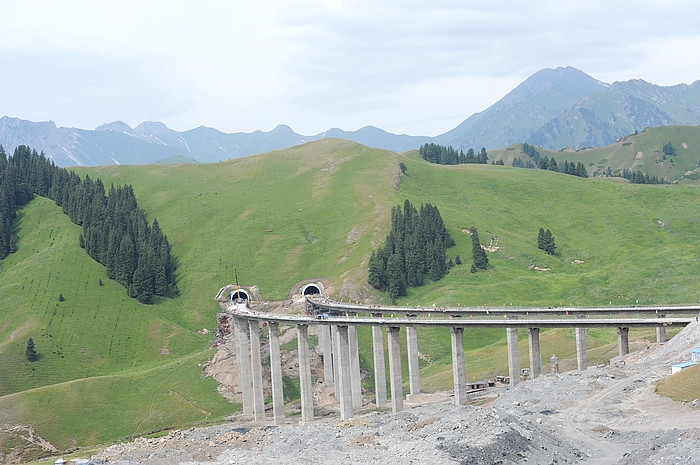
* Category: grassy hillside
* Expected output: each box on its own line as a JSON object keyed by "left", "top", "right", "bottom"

{"left": 656, "top": 363, "right": 700, "bottom": 401}
{"left": 490, "top": 125, "right": 700, "bottom": 182}
{"left": 0, "top": 198, "right": 230, "bottom": 460}
{"left": 1, "top": 138, "right": 699, "bottom": 458}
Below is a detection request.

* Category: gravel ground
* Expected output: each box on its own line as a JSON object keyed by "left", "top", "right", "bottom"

{"left": 87, "top": 321, "right": 700, "bottom": 465}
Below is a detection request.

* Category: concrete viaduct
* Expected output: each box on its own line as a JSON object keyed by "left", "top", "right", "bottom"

{"left": 221, "top": 294, "right": 699, "bottom": 426}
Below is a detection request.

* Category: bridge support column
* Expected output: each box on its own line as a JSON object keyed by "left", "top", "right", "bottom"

{"left": 268, "top": 322, "right": 285, "bottom": 425}
{"left": 406, "top": 323, "right": 420, "bottom": 398}
{"left": 617, "top": 327, "right": 630, "bottom": 356}
{"left": 387, "top": 326, "right": 404, "bottom": 413}
{"left": 249, "top": 320, "right": 266, "bottom": 420}
{"left": 349, "top": 325, "right": 363, "bottom": 408}
{"left": 335, "top": 325, "right": 353, "bottom": 420}
{"left": 372, "top": 322, "right": 387, "bottom": 407}
{"left": 297, "top": 324, "right": 314, "bottom": 424}
{"left": 233, "top": 317, "right": 253, "bottom": 416}
{"left": 576, "top": 327, "right": 588, "bottom": 371}
{"left": 528, "top": 327, "right": 542, "bottom": 379}
{"left": 657, "top": 316, "right": 667, "bottom": 343}
{"left": 506, "top": 327, "right": 520, "bottom": 387}
{"left": 451, "top": 327, "right": 467, "bottom": 405}
{"left": 318, "top": 324, "right": 334, "bottom": 386}
{"left": 656, "top": 326, "right": 667, "bottom": 343}
{"left": 331, "top": 325, "right": 340, "bottom": 398}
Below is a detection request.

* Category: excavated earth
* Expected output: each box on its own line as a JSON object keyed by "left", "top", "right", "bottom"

{"left": 86, "top": 317, "right": 700, "bottom": 465}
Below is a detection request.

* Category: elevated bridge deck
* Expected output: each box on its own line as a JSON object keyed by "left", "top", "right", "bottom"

{"left": 223, "top": 293, "right": 699, "bottom": 425}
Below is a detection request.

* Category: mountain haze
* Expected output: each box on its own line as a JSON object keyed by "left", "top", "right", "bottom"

{"left": 436, "top": 66, "right": 609, "bottom": 150}
{"left": 2, "top": 67, "right": 700, "bottom": 166}
{"left": 529, "top": 79, "right": 700, "bottom": 149}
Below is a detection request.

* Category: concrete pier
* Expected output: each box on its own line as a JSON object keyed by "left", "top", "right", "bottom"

{"left": 406, "top": 324, "right": 420, "bottom": 397}
{"left": 528, "top": 327, "right": 542, "bottom": 379}
{"left": 318, "top": 324, "right": 334, "bottom": 386}
{"left": 233, "top": 317, "right": 253, "bottom": 416}
{"left": 334, "top": 325, "right": 353, "bottom": 420}
{"left": 656, "top": 317, "right": 667, "bottom": 343}
{"left": 268, "top": 322, "right": 285, "bottom": 425}
{"left": 349, "top": 325, "right": 363, "bottom": 408}
{"left": 372, "top": 323, "right": 387, "bottom": 407}
{"left": 249, "top": 320, "right": 266, "bottom": 420}
{"left": 575, "top": 327, "right": 587, "bottom": 371}
{"left": 506, "top": 327, "right": 520, "bottom": 387}
{"left": 450, "top": 327, "right": 467, "bottom": 405}
{"left": 331, "top": 325, "right": 340, "bottom": 398}
{"left": 297, "top": 324, "right": 314, "bottom": 424}
{"left": 617, "top": 327, "right": 630, "bottom": 356}
{"left": 387, "top": 326, "right": 404, "bottom": 413}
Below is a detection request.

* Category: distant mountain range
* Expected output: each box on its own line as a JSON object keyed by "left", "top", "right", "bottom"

{"left": 2, "top": 66, "right": 700, "bottom": 166}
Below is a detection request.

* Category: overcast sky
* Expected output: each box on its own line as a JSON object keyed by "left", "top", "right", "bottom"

{"left": 1, "top": 0, "right": 699, "bottom": 136}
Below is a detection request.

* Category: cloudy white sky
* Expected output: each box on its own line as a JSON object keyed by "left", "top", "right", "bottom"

{"left": 1, "top": 0, "right": 699, "bottom": 136}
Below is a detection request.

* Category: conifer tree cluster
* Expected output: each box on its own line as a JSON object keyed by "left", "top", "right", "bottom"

{"left": 419, "top": 143, "right": 488, "bottom": 165}
{"left": 616, "top": 168, "right": 668, "bottom": 184}
{"left": 513, "top": 144, "right": 588, "bottom": 178}
{"left": 0, "top": 147, "right": 33, "bottom": 259}
{"left": 0, "top": 145, "right": 178, "bottom": 303}
{"left": 368, "top": 200, "right": 455, "bottom": 299}
{"left": 537, "top": 227, "right": 556, "bottom": 255}
{"left": 662, "top": 142, "right": 676, "bottom": 157}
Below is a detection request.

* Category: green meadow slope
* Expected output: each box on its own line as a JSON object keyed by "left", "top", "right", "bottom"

{"left": 1, "top": 138, "right": 699, "bottom": 459}
{"left": 491, "top": 125, "right": 700, "bottom": 182}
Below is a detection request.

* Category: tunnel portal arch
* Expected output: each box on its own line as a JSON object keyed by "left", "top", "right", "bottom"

{"left": 301, "top": 283, "right": 323, "bottom": 296}
{"left": 231, "top": 289, "right": 251, "bottom": 302}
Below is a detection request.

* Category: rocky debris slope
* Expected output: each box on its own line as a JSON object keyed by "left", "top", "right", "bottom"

{"left": 90, "top": 403, "right": 586, "bottom": 465}
{"left": 88, "top": 322, "right": 700, "bottom": 465}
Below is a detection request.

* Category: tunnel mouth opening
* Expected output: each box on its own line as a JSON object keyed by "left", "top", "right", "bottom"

{"left": 231, "top": 289, "right": 250, "bottom": 301}
{"left": 302, "top": 284, "right": 321, "bottom": 296}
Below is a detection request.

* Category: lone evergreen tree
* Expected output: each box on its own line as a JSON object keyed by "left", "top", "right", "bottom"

{"left": 470, "top": 227, "right": 489, "bottom": 270}
{"left": 540, "top": 229, "right": 556, "bottom": 255}
{"left": 26, "top": 338, "right": 38, "bottom": 362}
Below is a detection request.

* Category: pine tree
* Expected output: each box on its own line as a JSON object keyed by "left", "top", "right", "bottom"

{"left": 26, "top": 338, "right": 38, "bottom": 362}
{"left": 542, "top": 229, "right": 556, "bottom": 255}
{"left": 116, "top": 234, "right": 137, "bottom": 286}
{"left": 368, "top": 250, "right": 387, "bottom": 291}
{"left": 387, "top": 253, "right": 406, "bottom": 299}
{"left": 132, "top": 262, "right": 154, "bottom": 304}
{"left": 576, "top": 162, "right": 588, "bottom": 178}
{"left": 470, "top": 227, "right": 489, "bottom": 270}
{"left": 537, "top": 227, "right": 545, "bottom": 251}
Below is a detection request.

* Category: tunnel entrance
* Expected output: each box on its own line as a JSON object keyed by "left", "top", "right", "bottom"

{"left": 231, "top": 289, "right": 250, "bottom": 301}
{"left": 302, "top": 284, "right": 321, "bottom": 296}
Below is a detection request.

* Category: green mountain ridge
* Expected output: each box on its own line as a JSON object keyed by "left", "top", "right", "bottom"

{"left": 1, "top": 138, "right": 699, "bottom": 460}
{"left": 490, "top": 125, "right": 700, "bottom": 182}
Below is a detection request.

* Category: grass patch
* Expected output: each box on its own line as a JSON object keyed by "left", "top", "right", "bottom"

{"left": 656, "top": 363, "right": 700, "bottom": 402}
